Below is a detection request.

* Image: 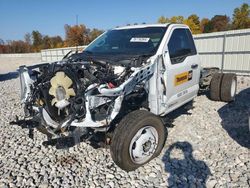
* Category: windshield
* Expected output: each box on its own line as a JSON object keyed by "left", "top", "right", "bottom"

{"left": 85, "top": 27, "right": 166, "bottom": 56}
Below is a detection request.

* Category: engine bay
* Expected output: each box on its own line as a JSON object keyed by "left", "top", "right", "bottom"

{"left": 28, "top": 60, "right": 129, "bottom": 123}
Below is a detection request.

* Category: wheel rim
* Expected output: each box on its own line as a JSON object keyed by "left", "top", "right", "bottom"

{"left": 129, "top": 126, "right": 159, "bottom": 164}
{"left": 231, "top": 79, "right": 236, "bottom": 97}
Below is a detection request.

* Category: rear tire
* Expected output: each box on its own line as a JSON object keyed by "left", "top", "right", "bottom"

{"left": 220, "top": 73, "right": 237, "bottom": 102}
{"left": 210, "top": 73, "right": 223, "bottom": 101}
{"left": 110, "top": 110, "right": 167, "bottom": 171}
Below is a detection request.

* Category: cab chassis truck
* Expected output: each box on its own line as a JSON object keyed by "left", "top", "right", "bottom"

{"left": 13, "top": 24, "right": 237, "bottom": 171}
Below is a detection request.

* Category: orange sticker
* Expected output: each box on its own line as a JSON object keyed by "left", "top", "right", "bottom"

{"left": 175, "top": 72, "right": 189, "bottom": 86}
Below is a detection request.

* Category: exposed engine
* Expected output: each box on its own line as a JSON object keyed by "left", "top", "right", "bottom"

{"left": 25, "top": 61, "right": 128, "bottom": 122}
{"left": 14, "top": 53, "right": 155, "bottom": 147}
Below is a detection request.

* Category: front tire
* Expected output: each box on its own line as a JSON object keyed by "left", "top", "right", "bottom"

{"left": 110, "top": 110, "right": 167, "bottom": 171}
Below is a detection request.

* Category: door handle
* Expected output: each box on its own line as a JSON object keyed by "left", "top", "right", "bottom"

{"left": 191, "top": 64, "right": 198, "bottom": 69}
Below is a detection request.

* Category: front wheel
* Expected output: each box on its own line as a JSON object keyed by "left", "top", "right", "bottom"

{"left": 110, "top": 110, "right": 167, "bottom": 171}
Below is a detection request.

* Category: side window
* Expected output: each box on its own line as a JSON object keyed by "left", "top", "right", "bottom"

{"left": 167, "top": 28, "right": 197, "bottom": 64}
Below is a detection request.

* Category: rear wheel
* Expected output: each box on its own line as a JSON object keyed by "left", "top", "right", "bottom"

{"left": 209, "top": 73, "right": 237, "bottom": 102}
{"left": 220, "top": 73, "right": 237, "bottom": 102}
{"left": 110, "top": 110, "right": 167, "bottom": 171}
{"left": 210, "top": 73, "right": 223, "bottom": 101}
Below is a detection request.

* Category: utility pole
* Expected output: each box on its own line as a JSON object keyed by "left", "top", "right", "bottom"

{"left": 76, "top": 14, "right": 78, "bottom": 26}
{"left": 76, "top": 14, "right": 78, "bottom": 52}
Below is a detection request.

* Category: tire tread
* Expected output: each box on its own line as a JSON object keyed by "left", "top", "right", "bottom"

{"left": 210, "top": 73, "right": 223, "bottom": 101}
{"left": 220, "top": 73, "right": 237, "bottom": 102}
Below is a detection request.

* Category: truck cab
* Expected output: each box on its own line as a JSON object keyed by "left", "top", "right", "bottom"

{"left": 145, "top": 24, "right": 201, "bottom": 115}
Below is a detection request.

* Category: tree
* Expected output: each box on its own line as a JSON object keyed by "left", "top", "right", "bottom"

{"left": 0, "top": 39, "right": 6, "bottom": 53}
{"left": 24, "top": 33, "right": 32, "bottom": 45}
{"left": 41, "top": 35, "right": 51, "bottom": 49}
{"left": 89, "top": 28, "right": 103, "bottom": 42}
{"left": 9, "top": 40, "right": 30, "bottom": 53}
{"left": 185, "top": 14, "right": 201, "bottom": 34}
{"left": 158, "top": 16, "right": 168, "bottom": 24}
{"left": 0, "top": 38, "right": 4, "bottom": 45}
{"left": 157, "top": 16, "right": 183, "bottom": 24}
{"left": 50, "top": 36, "right": 64, "bottom": 48}
{"left": 210, "top": 15, "right": 230, "bottom": 32}
{"left": 23, "top": 33, "right": 32, "bottom": 52}
{"left": 1, "top": 31, "right": 64, "bottom": 53}
{"left": 200, "top": 18, "right": 210, "bottom": 33}
{"left": 183, "top": 18, "right": 201, "bottom": 34}
{"left": 32, "top": 30, "right": 43, "bottom": 51}
{"left": 232, "top": 3, "right": 250, "bottom": 29}
{"left": 188, "top": 14, "right": 200, "bottom": 26}
{"left": 170, "top": 16, "right": 184, "bottom": 24}
{"left": 64, "top": 24, "right": 90, "bottom": 46}
{"left": 41, "top": 35, "right": 63, "bottom": 49}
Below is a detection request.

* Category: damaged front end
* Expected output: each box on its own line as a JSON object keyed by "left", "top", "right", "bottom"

{"left": 12, "top": 53, "right": 155, "bottom": 148}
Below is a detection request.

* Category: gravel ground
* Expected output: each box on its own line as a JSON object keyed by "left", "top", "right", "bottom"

{"left": 0, "top": 76, "right": 249, "bottom": 188}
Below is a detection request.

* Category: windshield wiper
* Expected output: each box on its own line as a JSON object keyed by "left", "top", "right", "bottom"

{"left": 62, "top": 50, "right": 73, "bottom": 60}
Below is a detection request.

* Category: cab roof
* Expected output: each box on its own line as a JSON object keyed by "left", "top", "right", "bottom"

{"left": 114, "top": 24, "right": 169, "bottom": 30}
{"left": 114, "top": 23, "right": 188, "bottom": 30}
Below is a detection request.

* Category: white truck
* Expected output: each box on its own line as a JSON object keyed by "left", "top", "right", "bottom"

{"left": 13, "top": 24, "right": 237, "bottom": 171}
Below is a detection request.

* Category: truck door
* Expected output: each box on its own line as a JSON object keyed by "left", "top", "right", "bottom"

{"left": 162, "top": 27, "right": 200, "bottom": 113}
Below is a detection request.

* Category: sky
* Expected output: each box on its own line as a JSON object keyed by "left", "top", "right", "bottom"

{"left": 0, "top": 0, "right": 249, "bottom": 41}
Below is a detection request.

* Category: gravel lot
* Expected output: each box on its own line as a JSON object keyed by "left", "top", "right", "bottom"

{"left": 0, "top": 75, "right": 249, "bottom": 188}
